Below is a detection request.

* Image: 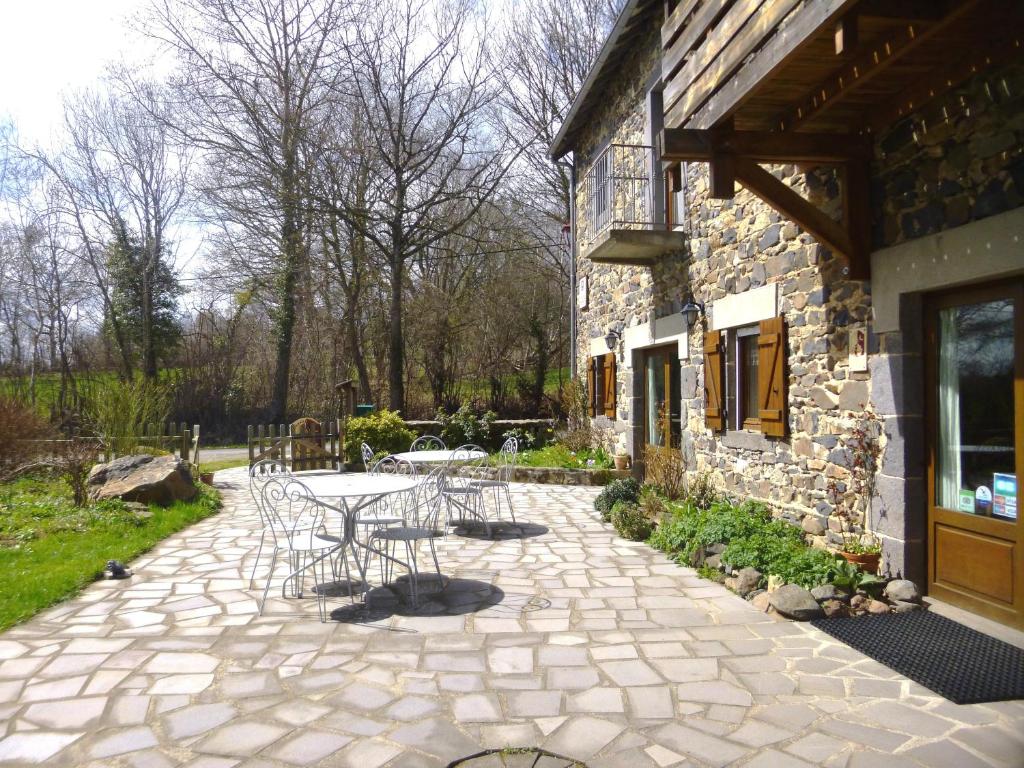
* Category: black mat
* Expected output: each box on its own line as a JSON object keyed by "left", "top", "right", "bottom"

{"left": 811, "top": 610, "right": 1024, "bottom": 704}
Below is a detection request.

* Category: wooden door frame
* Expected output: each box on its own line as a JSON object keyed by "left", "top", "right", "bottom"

{"left": 923, "top": 278, "right": 1024, "bottom": 629}
{"left": 642, "top": 345, "right": 678, "bottom": 452}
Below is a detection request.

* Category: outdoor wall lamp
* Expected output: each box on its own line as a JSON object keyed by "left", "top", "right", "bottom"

{"left": 604, "top": 329, "right": 622, "bottom": 351}
{"left": 680, "top": 294, "right": 706, "bottom": 330}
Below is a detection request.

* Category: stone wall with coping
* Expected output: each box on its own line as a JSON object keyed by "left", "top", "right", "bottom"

{"left": 572, "top": 47, "right": 1024, "bottom": 578}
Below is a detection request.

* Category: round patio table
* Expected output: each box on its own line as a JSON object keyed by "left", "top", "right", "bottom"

{"left": 290, "top": 472, "right": 420, "bottom": 600}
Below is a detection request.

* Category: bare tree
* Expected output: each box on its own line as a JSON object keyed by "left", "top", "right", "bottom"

{"left": 144, "top": 0, "right": 350, "bottom": 421}
{"left": 334, "top": 0, "right": 522, "bottom": 412}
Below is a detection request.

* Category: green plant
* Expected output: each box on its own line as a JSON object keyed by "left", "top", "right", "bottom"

{"left": 436, "top": 405, "right": 496, "bottom": 449}
{"left": 611, "top": 500, "right": 653, "bottom": 541}
{"left": 343, "top": 409, "right": 417, "bottom": 463}
{"left": 842, "top": 538, "right": 881, "bottom": 555}
{"left": 697, "top": 564, "right": 725, "bottom": 582}
{"left": 0, "top": 396, "right": 55, "bottom": 478}
{"left": 502, "top": 426, "right": 538, "bottom": 450}
{"left": 594, "top": 477, "right": 641, "bottom": 521}
{"left": 86, "top": 378, "right": 171, "bottom": 458}
{"left": 637, "top": 485, "right": 670, "bottom": 525}
{"left": 644, "top": 446, "right": 686, "bottom": 500}
{"left": 685, "top": 470, "right": 719, "bottom": 511}
{"left": 830, "top": 559, "right": 884, "bottom": 592}
{"left": 556, "top": 377, "right": 592, "bottom": 452}
{"left": 827, "top": 408, "right": 883, "bottom": 552}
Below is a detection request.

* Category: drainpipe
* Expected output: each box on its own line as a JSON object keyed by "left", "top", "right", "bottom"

{"left": 568, "top": 160, "right": 578, "bottom": 380}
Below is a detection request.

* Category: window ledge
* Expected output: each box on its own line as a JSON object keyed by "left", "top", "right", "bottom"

{"left": 720, "top": 429, "right": 776, "bottom": 452}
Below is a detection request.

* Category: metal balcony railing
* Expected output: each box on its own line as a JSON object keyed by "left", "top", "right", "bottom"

{"left": 579, "top": 143, "right": 661, "bottom": 255}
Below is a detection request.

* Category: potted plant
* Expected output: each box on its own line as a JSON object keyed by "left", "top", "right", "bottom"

{"left": 827, "top": 408, "right": 883, "bottom": 574}
{"left": 614, "top": 452, "right": 630, "bottom": 471}
{"left": 838, "top": 536, "right": 881, "bottom": 573}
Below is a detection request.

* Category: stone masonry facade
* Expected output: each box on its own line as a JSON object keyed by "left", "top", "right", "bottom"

{"left": 573, "top": 20, "right": 1024, "bottom": 581}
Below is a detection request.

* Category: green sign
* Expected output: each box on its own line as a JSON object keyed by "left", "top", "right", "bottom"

{"left": 958, "top": 489, "right": 976, "bottom": 514}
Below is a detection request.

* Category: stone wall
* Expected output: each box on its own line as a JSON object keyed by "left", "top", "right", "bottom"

{"left": 572, "top": 47, "right": 1024, "bottom": 578}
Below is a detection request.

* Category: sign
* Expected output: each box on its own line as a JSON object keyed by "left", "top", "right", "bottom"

{"left": 958, "top": 489, "right": 976, "bottom": 514}
{"left": 993, "top": 473, "right": 1017, "bottom": 521}
{"left": 578, "top": 276, "right": 589, "bottom": 310}
{"left": 848, "top": 325, "right": 868, "bottom": 372}
{"left": 976, "top": 485, "right": 993, "bottom": 516}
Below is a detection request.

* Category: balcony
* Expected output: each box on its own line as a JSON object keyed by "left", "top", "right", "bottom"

{"left": 578, "top": 143, "right": 685, "bottom": 265}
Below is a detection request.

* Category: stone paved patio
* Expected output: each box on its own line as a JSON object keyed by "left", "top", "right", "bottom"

{"left": 1, "top": 467, "right": 1022, "bottom": 767}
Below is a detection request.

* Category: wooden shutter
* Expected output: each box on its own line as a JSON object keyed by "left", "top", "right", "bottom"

{"left": 587, "top": 357, "right": 597, "bottom": 417}
{"left": 757, "top": 316, "right": 787, "bottom": 437}
{"left": 603, "top": 352, "right": 617, "bottom": 418}
{"left": 703, "top": 330, "right": 724, "bottom": 430}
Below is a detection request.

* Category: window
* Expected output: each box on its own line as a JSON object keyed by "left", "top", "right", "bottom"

{"left": 704, "top": 317, "right": 787, "bottom": 437}
{"left": 587, "top": 353, "right": 617, "bottom": 419}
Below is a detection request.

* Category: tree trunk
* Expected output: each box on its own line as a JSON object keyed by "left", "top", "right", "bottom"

{"left": 388, "top": 256, "right": 405, "bottom": 412}
{"left": 270, "top": 210, "right": 300, "bottom": 423}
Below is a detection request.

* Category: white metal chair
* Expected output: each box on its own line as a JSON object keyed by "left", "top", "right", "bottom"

{"left": 248, "top": 459, "right": 292, "bottom": 589}
{"left": 469, "top": 436, "right": 517, "bottom": 523}
{"left": 442, "top": 444, "right": 490, "bottom": 537}
{"left": 367, "top": 465, "right": 447, "bottom": 607}
{"left": 410, "top": 435, "right": 446, "bottom": 451}
{"left": 360, "top": 442, "right": 375, "bottom": 473}
{"left": 258, "top": 476, "right": 346, "bottom": 622}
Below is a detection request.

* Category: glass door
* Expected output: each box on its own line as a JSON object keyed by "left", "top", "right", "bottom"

{"left": 643, "top": 346, "right": 681, "bottom": 452}
{"left": 926, "top": 280, "right": 1023, "bottom": 629}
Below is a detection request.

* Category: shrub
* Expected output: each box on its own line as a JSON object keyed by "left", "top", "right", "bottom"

{"left": 685, "top": 470, "right": 720, "bottom": 511}
{"left": 594, "top": 477, "right": 641, "bottom": 522}
{"left": 502, "top": 426, "right": 538, "bottom": 451}
{"left": 611, "top": 500, "right": 653, "bottom": 541}
{"left": 344, "top": 409, "right": 417, "bottom": 463}
{"left": 86, "top": 378, "right": 170, "bottom": 458}
{"left": 0, "top": 396, "right": 54, "bottom": 478}
{"left": 637, "top": 485, "right": 670, "bottom": 525}
{"left": 435, "top": 405, "right": 496, "bottom": 449}
{"left": 556, "top": 378, "right": 592, "bottom": 452}
{"left": 644, "top": 446, "right": 686, "bottom": 500}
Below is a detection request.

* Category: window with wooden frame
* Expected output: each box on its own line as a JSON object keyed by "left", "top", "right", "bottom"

{"left": 704, "top": 316, "right": 786, "bottom": 437}
{"left": 587, "top": 353, "right": 617, "bottom": 419}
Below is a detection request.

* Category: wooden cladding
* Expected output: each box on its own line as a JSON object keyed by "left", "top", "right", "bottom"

{"left": 587, "top": 353, "right": 617, "bottom": 419}
{"left": 757, "top": 316, "right": 787, "bottom": 437}
{"left": 703, "top": 330, "right": 725, "bottom": 430}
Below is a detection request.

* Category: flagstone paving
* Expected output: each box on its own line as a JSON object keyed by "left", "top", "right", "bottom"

{"left": 0, "top": 467, "right": 1022, "bottom": 767}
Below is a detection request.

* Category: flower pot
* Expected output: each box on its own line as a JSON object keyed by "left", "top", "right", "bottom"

{"left": 614, "top": 455, "right": 629, "bottom": 471}
{"left": 200, "top": 472, "right": 215, "bottom": 485}
{"left": 840, "top": 550, "right": 880, "bottom": 574}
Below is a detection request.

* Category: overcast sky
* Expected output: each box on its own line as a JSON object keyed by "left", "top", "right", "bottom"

{"left": 0, "top": 0, "right": 147, "bottom": 144}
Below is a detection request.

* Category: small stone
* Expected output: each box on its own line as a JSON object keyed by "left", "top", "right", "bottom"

{"left": 884, "top": 579, "right": 920, "bottom": 603}
{"left": 810, "top": 584, "right": 839, "bottom": 602}
{"left": 704, "top": 554, "right": 722, "bottom": 570}
{"left": 891, "top": 600, "right": 921, "bottom": 613}
{"left": 734, "top": 568, "right": 762, "bottom": 597}
{"left": 801, "top": 517, "right": 826, "bottom": 536}
{"left": 706, "top": 543, "right": 726, "bottom": 555}
{"left": 850, "top": 594, "right": 866, "bottom": 609}
{"left": 866, "top": 599, "right": 890, "bottom": 615}
{"left": 751, "top": 593, "right": 772, "bottom": 613}
{"left": 769, "top": 584, "right": 825, "bottom": 621}
{"left": 821, "top": 600, "right": 848, "bottom": 618}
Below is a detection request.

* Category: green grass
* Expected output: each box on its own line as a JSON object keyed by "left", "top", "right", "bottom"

{"left": 199, "top": 457, "right": 249, "bottom": 474}
{"left": 0, "top": 475, "right": 220, "bottom": 631}
{"left": 514, "top": 443, "right": 613, "bottom": 470}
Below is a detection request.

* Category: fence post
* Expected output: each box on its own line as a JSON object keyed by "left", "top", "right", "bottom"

{"left": 182, "top": 428, "right": 191, "bottom": 463}
{"left": 248, "top": 424, "right": 255, "bottom": 466}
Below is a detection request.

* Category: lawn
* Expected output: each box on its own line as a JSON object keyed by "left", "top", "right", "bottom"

{"left": 514, "top": 443, "right": 613, "bottom": 470}
{"left": 0, "top": 474, "right": 220, "bottom": 631}
{"left": 199, "top": 457, "right": 250, "bottom": 474}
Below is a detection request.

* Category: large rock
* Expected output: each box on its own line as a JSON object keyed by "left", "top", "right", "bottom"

{"left": 884, "top": 579, "right": 921, "bottom": 603}
{"left": 734, "top": 567, "right": 762, "bottom": 597}
{"left": 768, "top": 584, "right": 825, "bottom": 621}
{"left": 88, "top": 454, "right": 197, "bottom": 506}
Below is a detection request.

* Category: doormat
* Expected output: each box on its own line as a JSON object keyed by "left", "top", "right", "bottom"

{"left": 811, "top": 611, "right": 1024, "bottom": 704}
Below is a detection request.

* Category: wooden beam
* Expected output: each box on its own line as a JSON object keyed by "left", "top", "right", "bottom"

{"left": 685, "top": 0, "right": 859, "bottom": 130}
{"left": 662, "top": 0, "right": 731, "bottom": 79}
{"left": 710, "top": 151, "right": 736, "bottom": 199}
{"left": 841, "top": 161, "right": 872, "bottom": 279}
{"left": 869, "top": 31, "right": 1023, "bottom": 131}
{"left": 857, "top": 0, "right": 945, "bottom": 23}
{"left": 734, "top": 158, "right": 859, "bottom": 267}
{"left": 834, "top": 13, "right": 858, "bottom": 55}
{"left": 662, "top": 0, "right": 703, "bottom": 48}
{"left": 660, "top": 128, "right": 873, "bottom": 163}
{"left": 779, "top": 0, "right": 982, "bottom": 131}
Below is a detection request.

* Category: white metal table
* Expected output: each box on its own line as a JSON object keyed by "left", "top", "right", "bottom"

{"left": 292, "top": 472, "right": 420, "bottom": 599}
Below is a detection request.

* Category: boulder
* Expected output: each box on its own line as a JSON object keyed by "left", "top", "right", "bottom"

{"left": 866, "top": 599, "right": 890, "bottom": 615}
{"left": 769, "top": 584, "right": 825, "bottom": 621}
{"left": 891, "top": 599, "right": 922, "bottom": 613}
{"left": 704, "top": 554, "right": 723, "bottom": 571}
{"left": 706, "top": 542, "right": 727, "bottom": 555}
{"left": 735, "top": 567, "right": 762, "bottom": 597}
{"left": 801, "top": 517, "right": 826, "bottom": 536}
{"left": 884, "top": 579, "right": 921, "bottom": 603}
{"left": 88, "top": 454, "right": 197, "bottom": 506}
{"left": 811, "top": 584, "right": 840, "bottom": 602}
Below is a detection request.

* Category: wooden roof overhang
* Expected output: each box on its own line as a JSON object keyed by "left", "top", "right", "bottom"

{"left": 658, "top": 0, "right": 1024, "bottom": 279}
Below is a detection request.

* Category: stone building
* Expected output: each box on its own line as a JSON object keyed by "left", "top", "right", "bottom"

{"left": 550, "top": 0, "right": 1024, "bottom": 630}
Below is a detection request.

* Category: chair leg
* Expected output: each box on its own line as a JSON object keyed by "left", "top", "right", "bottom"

{"left": 504, "top": 484, "right": 516, "bottom": 523}
{"left": 249, "top": 529, "right": 266, "bottom": 589}
{"left": 259, "top": 548, "right": 278, "bottom": 616}
{"left": 428, "top": 536, "right": 442, "bottom": 583}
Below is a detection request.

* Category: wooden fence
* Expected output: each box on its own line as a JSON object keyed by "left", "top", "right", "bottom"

{"left": 15, "top": 423, "right": 200, "bottom": 464}
{"left": 247, "top": 418, "right": 343, "bottom": 471}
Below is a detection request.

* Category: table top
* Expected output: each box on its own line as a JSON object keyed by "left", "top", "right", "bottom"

{"left": 291, "top": 472, "right": 419, "bottom": 499}
{"left": 391, "top": 449, "right": 487, "bottom": 464}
